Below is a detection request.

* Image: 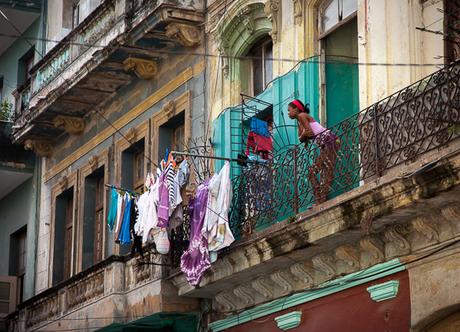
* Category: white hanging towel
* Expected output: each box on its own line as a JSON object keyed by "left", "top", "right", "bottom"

{"left": 206, "top": 162, "right": 235, "bottom": 260}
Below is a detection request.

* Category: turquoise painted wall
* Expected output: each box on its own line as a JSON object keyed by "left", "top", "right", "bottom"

{"left": 213, "top": 57, "right": 320, "bottom": 174}
{"left": 0, "top": 18, "right": 42, "bottom": 114}
{"left": 0, "top": 167, "right": 38, "bottom": 301}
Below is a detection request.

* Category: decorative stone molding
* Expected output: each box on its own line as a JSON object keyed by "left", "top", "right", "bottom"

{"left": 360, "top": 236, "right": 385, "bottom": 267}
{"left": 275, "top": 311, "right": 302, "bottom": 330}
{"left": 264, "top": 0, "right": 280, "bottom": 43}
{"left": 312, "top": 253, "right": 336, "bottom": 279}
{"left": 292, "top": 0, "right": 303, "bottom": 25}
{"left": 24, "top": 139, "right": 53, "bottom": 157}
{"left": 122, "top": 57, "right": 158, "bottom": 80}
{"left": 384, "top": 224, "right": 411, "bottom": 258}
{"left": 271, "top": 270, "right": 294, "bottom": 292}
{"left": 162, "top": 100, "right": 176, "bottom": 120}
{"left": 289, "top": 262, "right": 315, "bottom": 286}
{"left": 252, "top": 277, "right": 274, "bottom": 299}
{"left": 234, "top": 284, "right": 255, "bottom": 305}
{"left": 26, "top": 295, "right": 59, "bottom": 328}
{"left": 412, "top": 216, "right": 439, "bottom": 243}
{"left": 238, "top": 7, "right": 255, "bottom": 34}
{"left": 88, "top": 155, "right": 99, "bottom": 172}
{"left": 66, "top": 270, "right": 104, "bottom": 310}
{"left": 215, "top": 290, "right": 237, "bottom": 311}
{"left": 53, "top": 115, "right": 85, "bottom": 135}
{"left": 335, "top": 245, "right": 360, "bottom": 269}
{"left": 165, "top": 23, "right": 201, "bottom": 47}
{"left": 366, "top": 280, "right": 399, "bottom": 302}
{"left": 58, "top": 175, "right": 69, "bottom": 191}
{"left": 125, "top": 127, "right": 137, "bottom": 144}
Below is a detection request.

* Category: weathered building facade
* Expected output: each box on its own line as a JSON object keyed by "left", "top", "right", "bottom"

{"left": 175, "top": 0, "right": 460, "bottom": 331}
{"left": 1, "top": 0, "right": 460, "bottom": 331}
{"left": 6, "top": 0, "right": 207, "bottom": 330}
{"left": 0, "top": 1, "right": 44, "bottom": 329}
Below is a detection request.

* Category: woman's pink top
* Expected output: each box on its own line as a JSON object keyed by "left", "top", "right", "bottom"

{"left": 309, "top": 120, "right": 328, "bottom": 136}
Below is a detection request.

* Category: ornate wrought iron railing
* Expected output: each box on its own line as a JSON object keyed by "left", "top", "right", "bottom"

{"left": 229, "top": 61, "right": 460, "bottom": 238}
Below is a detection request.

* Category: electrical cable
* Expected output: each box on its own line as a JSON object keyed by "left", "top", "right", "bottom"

{"left": 0, "top": 32, "right": 449, "bottom": 67}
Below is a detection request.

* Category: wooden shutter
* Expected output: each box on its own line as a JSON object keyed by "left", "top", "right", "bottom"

{"left": 0, "top": 276, "right": 17, "bottom": 317}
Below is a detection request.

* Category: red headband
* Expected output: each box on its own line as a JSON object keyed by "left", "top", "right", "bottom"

{"left": 291, "top": 100, "right": 305, "bottom": 112}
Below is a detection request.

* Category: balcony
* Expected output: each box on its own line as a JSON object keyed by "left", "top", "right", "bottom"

{"left": 170, "top": 61, "right": 460, "bottom": 312}
{"left": 12, "top": 0, "right": 204, "bottom": 146}
{"left": 6, "top": 251, "right": 198, "bottom": 331}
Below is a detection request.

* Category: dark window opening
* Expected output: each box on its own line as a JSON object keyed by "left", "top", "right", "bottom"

{"left": 444, "top": 0, "right": 460, "bottom": 63}
{"left": 17, "top": 47, "right": 35, "bottom": 87}
{"left": 0, "top": 77, "right": 4, "bottom": 102}
{"left": 53, "top": 188, "right": 74, "bottom": 285}
{"left": 9, "top": 227, "right": 27, "bottom": 303}
{"left": 82, "top": 166, "right": 104, "bottom": 270}
{"left": 122, "top": 138, "right": 146, "bottom": 194}
{"left": 158, "top": 112, "right": 185, "bottom": 162}
{"left": 247, "top": 38, "right": 273, "bottom": 96}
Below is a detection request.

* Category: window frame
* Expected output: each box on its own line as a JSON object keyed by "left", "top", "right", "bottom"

{"left": 77, "top": 150, "right": 109, "bottom": 273}
{"left": 71, "top": 1, "right": 80, "bottom": 29}
{"left": 247, "top": 37, "right": 273, "bottom": 96}
{"left": 151, "top": 91, "right": 192, "bottom": 167}
{"left": 49, "top": 172, "right": 78, "bottom": 287}
{"left": 318, "top": 0, "right": 358, "bottom": 39}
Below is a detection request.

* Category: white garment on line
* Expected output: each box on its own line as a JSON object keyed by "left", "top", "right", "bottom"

{"left": 203, "top": 162, "right": 235, "bottom": 261}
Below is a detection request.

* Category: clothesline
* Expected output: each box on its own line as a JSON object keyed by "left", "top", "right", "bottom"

{"left": 104, "top": 184, "right": 139, "bottom": 196}
{"left": 170, "top": 150, "right": 264, "bottom": 164}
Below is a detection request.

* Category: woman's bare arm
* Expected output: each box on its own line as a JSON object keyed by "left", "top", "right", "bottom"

{"left": 298, "top": 114, "right": 315, "bottom": 141}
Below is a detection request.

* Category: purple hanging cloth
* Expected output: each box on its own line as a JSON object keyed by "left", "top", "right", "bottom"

{"left": 180, "top": 179, "right": 211, "bottom": 286}
{"left": 157, "top": 171, "right": 169, "bottom": 228}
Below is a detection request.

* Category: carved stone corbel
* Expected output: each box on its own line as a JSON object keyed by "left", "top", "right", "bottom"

{"left": 24, "top": 139, "right": 53, "bottom": 157}
{"left": 312, "top": 253, "right": 337, "bottom": 279}
{"left": 238, "top": 7, "right": 255, "bottom": 34}
{"left": 411, "top": 216, "right": 440, "bottom": 245}
{"left": 58, "top": 175, "right": 68, "bottom": 191}
{"left": 360, "top": 236, "right": 385, "bottom": 267}
{"left": 335, "top": 245, "right": 360, "bottom": 269}
{"left": 125, "top": 127, "right": 137, "bottom": 144}
{"left": 264, "top": 0, "right": 280, "bottom": 43}
{"left": 215, "top": 290, "right": 237, "bottom": 312}
{"left": 53, "top": 115, "right": 85, "bottom": 135}
{"left": 289, "top": 261, "right": 315, "bottom": 286}
{"left": 88, "top": 155, "right": 99, "bottom": 173}
{"left": 384, "top": 224, "right": 410, "bottom": 258}
{"left": 233, "top": 284, "right": 255, "bottom": 306}
{"left": 165, "top": 23, "right": 201, "bottom": 47}
{"left": 270, "top": 270, "right": 294, "bottom": 292}
{"left": 162, "top": 100, "right": 176, "bottom": 120}
{"left": 251, "top": 277, "right": 274, "bottom": 299}
{"left": 123, "top": 57, "right": 158, "bottom": 80}
{"left": 293, "top": 0, "right": 303, "bottom": 25}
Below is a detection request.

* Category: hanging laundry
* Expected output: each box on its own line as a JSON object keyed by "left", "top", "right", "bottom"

{"left": 130, "top": 199, "right": 143, "bottom": 257}
{"left": 115, "top": 192, "right": 128, "bottom": 241}
{"left": 155, "top": 229, "right": 170, "bottom": 255}
{"left": 206, "top": 162, "right": 235, "bottom": 262}
{"left": 180, "top": 179, "right": 211, "bottom": 286}
{"left": 157, "top": 171, "right": 170, "bottom": 228}
{"left": 245, "top": 131, "right": 273, "bottom": 159}
{"left": 107, "top": 187, "right": 118, "bottom": 231}
{"left": 250, "top": 118, "right": 270, "bottom": 138}
{"left": 177, "top": 159, "right": 190, "bottom": 188}
{"left": 118, "top": 195, "right": 133, "bottom": 245}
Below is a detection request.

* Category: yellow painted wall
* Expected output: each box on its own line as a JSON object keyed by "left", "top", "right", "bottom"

{"left": 207, "top": 0, "right": 446, "bottom": 121}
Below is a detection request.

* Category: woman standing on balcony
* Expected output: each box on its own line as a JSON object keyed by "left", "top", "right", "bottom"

{"left": 288, "top": 99, "right": 340, "bottom": 205}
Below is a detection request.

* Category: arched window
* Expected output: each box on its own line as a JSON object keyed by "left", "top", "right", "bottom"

{"left": 247, "top": 37, "right": 273, "bottom": 96}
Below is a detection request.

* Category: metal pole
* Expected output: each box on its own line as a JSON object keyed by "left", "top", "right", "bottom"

{"left": 293, "top": 145, "right": 299, "bottom": 214}
{"left": 170, "top": 151, "right": 263, "bottom": 164}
